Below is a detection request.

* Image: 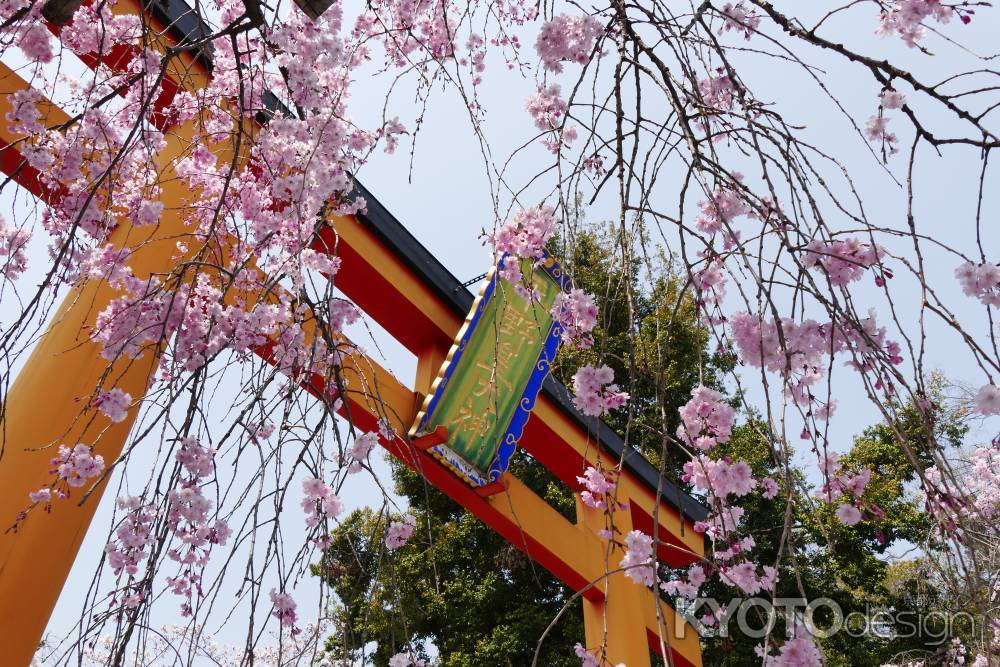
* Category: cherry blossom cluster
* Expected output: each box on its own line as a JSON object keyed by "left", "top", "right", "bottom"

{"left": 697, "top": 72, "right": 737, "bottom": 113}
{"left": 729, "top": 310, "right": 903, "bottom": 412}
{"left": 93, "top": 273, "right": 350, "bottom": 391}
{"left": 7, "top": 441, "right": 98, "bottom": 546}
{"left": 36, "top": 444, "right": 105, "bottom": 497}
{"left": 683, "top": 455, "right": 756, "bottom": 499}
{"left": 0, "top": 216, "right": 29, "bottom": 281}
{"left": 881, "top": 88, "right": 907, "bottom": 111}
{"left": 817, "top": 453, "right": 876, "bottom": 526}
{"left": 491, "top": 205, "right": 558, "bottom": 264}
{"left": 269, "top": 588, "right": 298, "bottom": 631}
{"left": 760, "top": 476, "right": 780, "bottom": 499}
{"left": 78, "top": 620, "right": 338, "bottom": 664}
{"left": 674, "top": 448, "right": 785, "bottom": 601}
{"left": 104, "top": 496, "right": 156, "bottom": 609}
{"left": 964, "top": 443, "right": 1000, "bottom": 521}
{"left": 301, "top": 477, "right": 345, "bottom": 528}
{"left": 535, "top": 14, "right": 604, "bottom": 73}
{"left": 576, "top": 465, "right": 623, "bottom": 511}
{"left": 659, "top": 563, "right": 707, "bottom": 600}
{"left": 720, "top": 559, "right": 777, "bottom": 596}
{"left": 105, "top": 496, "right": 157, "bottom": 578}
{"left": 923, "top": 442, "right": 1000, "bottom": 535}
{"left": 719, "top": 2, "right": 761, "bottom": 40}
{"left": 803, "top": 238, "right": 884, "bottom": 287}
{"left": 388, "top": 650, "right": 426, "bottom": 667}
{"left": 956, "top": 260, "right": 1000, "bottom": 308}
{"left": 385, "top": 513, "right": 417, "bottom": 550}
{"left": 876, "top": 0, "right": 965, "bottom": 47}
{"left": 571, "top": 364, "right": 629, "bottom": 417}
{"left": 693, "top": 259, "right": 728, "bottom": 324}
{"left": 551, "top": 288, "right": 597, "bottom": 348}
{"left": 676, "top": 385, "right": 735, "bottom": 451}
{"left": 573, "top": 643, "right": 625, "bottom": 667}
{"left": 620, "top": 529, "right": 657, "bottom": 586}
{"left": 361, "top": 0, "right": 462, "bottom": 68}
{"left": 974, "top": 384, "right": 1000, "bottom": 416}
{"left": 695, "top": 181, "right": 750, "bottom": 236}
{"left": 525, "top": 84, "right": 577, "bottom": 153}
{"left": 618, "top": 527, "right": 717, "bottom": 601}
{"left": 340, "top": 431, "right": 379, "bottom": 473}
{"left": 164, "top": 438, "right": 231, "bottom": 615}
{"left": 93, "top": 388, "right": 133, "bottom": 424}
{"left": 759, "top": 635, "right": 823, "bottom": 667}
{"left": 865, "top": 114, "right": 900, "bottom": 156}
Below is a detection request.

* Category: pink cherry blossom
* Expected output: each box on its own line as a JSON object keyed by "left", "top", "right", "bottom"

{"left": 526, "top": 84, "right": 568, "bottom": 132}
{"left": 864, "top": 115, "right": 899, "bottom": 154}
{"left": 836, "top": 503, "right": 863, "bottom": 525}
{"left": 955, "top": 260, "right": 1000, "bottom": 307}
{"left": 698, "top": 73, "right": 736, "bottom": 112}
{"left": 301, "top": 477, "right": 344, "bottom": 528}
{"left": 343, "top": 431, "right": 379, "bottom": 473}
{"left": 535, "top": 14, "right": 603, "bottom": 73}
{"left": 676, "top": 386, "right": 735, "bottom": 450}
{"left": 620, "top": 529, "right": 656, "bottom": 586}
{"left": 729, "top": 310, "right": 903, "bottom": 405}
{"left": 877, "top": 0, "right": 956, "bottom": 48}
{"left": 573, "top": 643, "right": 599, "bottom": 667}
{"left": 383, "top": 117, "right": 406, "bottom": 154}
{"left": 94, "top": 388, "right": 132, "bottom": 423}
{"left": 135, "top": 200, "right": 164, "bottom": 227}
{"left": 571, "top": 364, "right": 629, "bottom": 417}
{"left": 105, "top": 497, "right": 156, "bottom": 577}
{"left": 491, "top": 205, "right": 558, "bottom": 262}
{"left": 385, "top": 513, "right": 416, "bottom": 549}
{"left": 719, "top": 562, "right": 777, "bottom": 595}
{"left": 388, "top": 651, "right": 426, "bottom": 667}
{"left": 269, "top": 588, "right": 298, "bottom": 627}
{"left": 577, "top": 465, "right": 616, "bottom": 509}
{"left": 819, "top": 454, "right": 872, "bottom": 506}
{"left": 28, "top": 488, "right": 51, "bottom": 504}
{"left": 683, "top": 455, "right": 756, "bottom": 499}
{"left": 973, "top": 384, "right": 1000, "bottom": 416}
{"left": 881, "top": 88, "right": 906, "bottom": 109}
{"left": 0, "top": 216, "right": 30, "bottom": 281}
{"left": 17, "top": 24, "right": 54, "bottom": 64}
{"left": 720, "top": 2, "right": 761, "bottom": 40}
{"left": 52, "top": 444, "right": 105, "bottom": 488}
{"left": 176, "top": 437, "right": 215, "bottom": 479}
{"left": 764, "top": 635, "right": 822, "bottom": 666}
{"left": 551, "top": 288, "right": 597, "bottom": 348}
{"left": 760, "top": 477, "right": 779, "bottom": 499}
{"left": 803, "top": 238, "right": 882, "bottom": 286}
{"left": 695, "top": 181, "right": 749, "bottom": 235}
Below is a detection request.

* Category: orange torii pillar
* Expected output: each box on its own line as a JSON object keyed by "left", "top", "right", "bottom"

{"left": 0, "top": 56, "right": 220, "bottom": 665}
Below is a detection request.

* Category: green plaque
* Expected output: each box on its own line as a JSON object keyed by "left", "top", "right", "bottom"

{"left": 409, "top": 253, "right": 570, "bottom": 487}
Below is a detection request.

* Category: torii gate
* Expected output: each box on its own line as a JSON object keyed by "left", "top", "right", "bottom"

{"left": 0, "top": 2, "right": 706, "bottom": 665}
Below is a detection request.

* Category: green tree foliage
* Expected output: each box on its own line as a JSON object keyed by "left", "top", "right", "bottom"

{"left": 550, "top": 226, "right": 729, "bottom": 470}
{"left": 319, "top": 455, "right": 583, "bottom": 666}
{"left": 695, "top": 382, "right": 967, "bottom": 667}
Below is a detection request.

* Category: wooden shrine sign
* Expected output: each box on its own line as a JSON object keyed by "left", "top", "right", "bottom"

{"left": 409, "top": 253, "right": 570, "bottom": 491}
